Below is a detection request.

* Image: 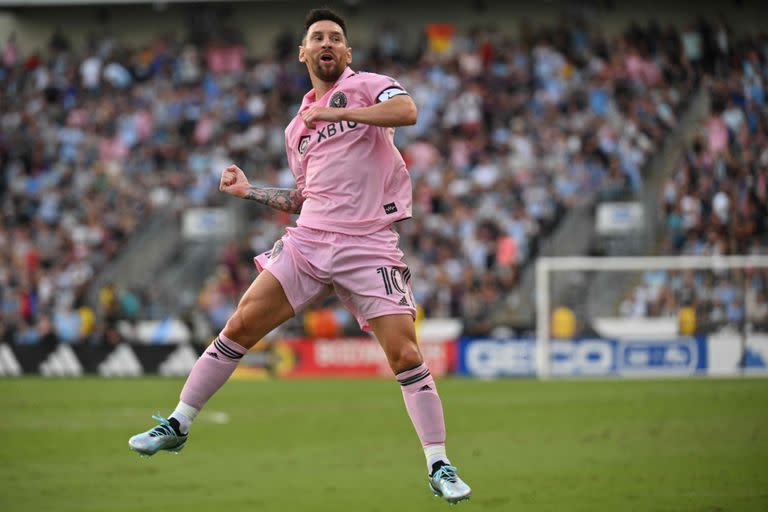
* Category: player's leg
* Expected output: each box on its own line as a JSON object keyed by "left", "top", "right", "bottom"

{"left": 172, "top": 270, "right": 296, "bottom": 425}
{"left": 128, "top": 270, "right": 295, "bottom": 456}
{"left": 129, "top": 229, "right": 331, "bottom": 456}
{"left": 332, "top": 228, "right": 470, "bottom": 502}
{"left": 367, "top": 313, "right": 447, "bottom": 455}
{"left": 368, "top": 314, "right": 471, "bottom": 504}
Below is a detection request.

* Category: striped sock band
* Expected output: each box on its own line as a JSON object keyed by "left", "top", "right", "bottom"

{"left": 396, "top": 363, "right": 431, "bottom": 387}
{"left": 213, "top": 336, "right": 245, "bottom": 360}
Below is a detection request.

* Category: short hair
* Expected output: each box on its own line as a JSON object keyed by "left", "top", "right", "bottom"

{"left": 303, "top": 8, "right": 348, "bottom": 45}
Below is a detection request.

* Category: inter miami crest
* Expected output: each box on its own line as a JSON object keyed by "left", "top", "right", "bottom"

{"left": 269, "top": 239, "right": 284, "bottom": 261}
{"left": 298, "top": 135, "right": 310, "bottom": 156}
{"left": 329, "top": 91, "right": 347, "bottom": 108}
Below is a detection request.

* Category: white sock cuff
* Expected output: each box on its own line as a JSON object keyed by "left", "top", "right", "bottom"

{"left": 424, "top": 444, "right": 449, "bottom": 469}
{"left": 174, "top": 401, "right": 200, "bottom": 421}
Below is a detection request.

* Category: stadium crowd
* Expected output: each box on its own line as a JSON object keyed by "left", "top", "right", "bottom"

{"left": 0, "top": 15, "right": 730, "bottom": 344}
{"left": 620, "top": 28, "right": 768, "bottom": 331}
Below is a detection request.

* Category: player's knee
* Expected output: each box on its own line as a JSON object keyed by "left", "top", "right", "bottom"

{"left": 223, "top": 307, "right": 259, "bottom": 348}
{"left": 224, "top": 294, "right": 286, "bottom": 348}
{"left": 223, "top": 310, "right": 246, "bottom": 344}
{"left": 389, "top": 342, "right": 423, "bottom": 372}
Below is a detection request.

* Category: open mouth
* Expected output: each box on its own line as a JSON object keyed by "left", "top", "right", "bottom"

{"left": 320, "top": 53, "right": 334, "bottom": 63}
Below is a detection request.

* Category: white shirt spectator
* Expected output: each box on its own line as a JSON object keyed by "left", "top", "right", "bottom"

{"left": 722, "top": 105, "right": 744, "bottom": 133}
{"left": 80, "top": 55, "right": 102, "bottom": 89}
{"left": 712, "top": 191, "right": 730, "bottom": 223}
{"left": 104, "top": 62, "right": 132, "bottom": 88}
{"left": 471, "top": 160, "right": 500, "bottom": 189}
{"left": 680, "top": 194, "right": 701, "bottom": 229}
{"left": 681, "top": 29, "right": 702, "bottom": 61}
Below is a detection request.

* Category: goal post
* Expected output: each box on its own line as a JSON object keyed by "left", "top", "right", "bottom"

{"left": 535, "top": 255, "right": 768, "bottom": 379}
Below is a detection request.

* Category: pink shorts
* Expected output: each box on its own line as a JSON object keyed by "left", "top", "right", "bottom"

{"left": 254, "top": 226, "right": 416, "bottom": 331}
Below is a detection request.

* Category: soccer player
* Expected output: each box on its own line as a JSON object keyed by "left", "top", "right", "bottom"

{"left": 129, "top": 8, "right": 471, "bottom": 504}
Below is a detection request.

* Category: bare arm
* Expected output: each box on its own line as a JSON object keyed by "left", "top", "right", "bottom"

{"left": 219, "top": 164, "right": 305, "bottom": 214}
{"left": 300, "top": 95, "right": 418, "bottom": 129}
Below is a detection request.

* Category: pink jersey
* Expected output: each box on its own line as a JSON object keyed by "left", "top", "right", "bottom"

{"left": 284, "top": 67, "right": 413, "bottom": 235}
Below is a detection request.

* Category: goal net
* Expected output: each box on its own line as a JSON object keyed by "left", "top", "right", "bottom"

{"left": 534, "top": 256, "right": 768, "bottom": 378}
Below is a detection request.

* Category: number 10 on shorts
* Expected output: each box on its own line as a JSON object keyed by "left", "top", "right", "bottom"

{"left": 376, "top": 266, "right": 412, "bottom": 305}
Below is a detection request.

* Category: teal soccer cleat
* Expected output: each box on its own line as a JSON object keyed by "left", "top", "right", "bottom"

{"left": 428, "top": 464, "right": 472, "bottom": 505}
{"left": 128, "top": 415, "right": 188, "bottom": 456}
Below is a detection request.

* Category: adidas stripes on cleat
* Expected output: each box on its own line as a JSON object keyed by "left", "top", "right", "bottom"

{"left": 128, "top": 415, "right": 188, "bottom": 456}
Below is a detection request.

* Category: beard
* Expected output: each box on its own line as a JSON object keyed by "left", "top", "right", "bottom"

{"left": 312, "top": 58, "right": 345, "bottom": 83}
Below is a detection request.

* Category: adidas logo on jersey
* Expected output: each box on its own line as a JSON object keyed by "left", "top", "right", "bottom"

{"left": 398, "top": 296, "right": 409, "bottom": 306}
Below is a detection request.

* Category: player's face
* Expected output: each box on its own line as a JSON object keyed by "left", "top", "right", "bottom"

{"left": 299, "top": 20, "right": 352, "bottom": 83}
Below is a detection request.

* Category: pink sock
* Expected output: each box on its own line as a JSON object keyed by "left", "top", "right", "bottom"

{"left": 397, "top": 363, "right": 447, "bottom": 450}
{"left": 179, "top": 333, "right": 247, "bottom": 410}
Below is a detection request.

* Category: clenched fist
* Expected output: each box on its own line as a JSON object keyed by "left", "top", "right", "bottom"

{"left": 219, "top": 165, "right": 250, "bottom": 198}
{"left": 301, "top": 106, "right": 343, "bottom": 129}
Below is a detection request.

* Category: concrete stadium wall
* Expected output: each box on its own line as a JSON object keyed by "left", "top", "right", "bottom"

{"left": 1, "top": 0, "right": 766, "bottom": 57}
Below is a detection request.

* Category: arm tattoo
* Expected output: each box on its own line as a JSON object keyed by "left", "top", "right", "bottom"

{"left": 243, "top": 187, "right": 305, "bottom": 214}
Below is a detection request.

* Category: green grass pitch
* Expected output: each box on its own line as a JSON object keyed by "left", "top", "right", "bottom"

{"left": 1, "top": 377, "right": 767, "bottom": 511}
